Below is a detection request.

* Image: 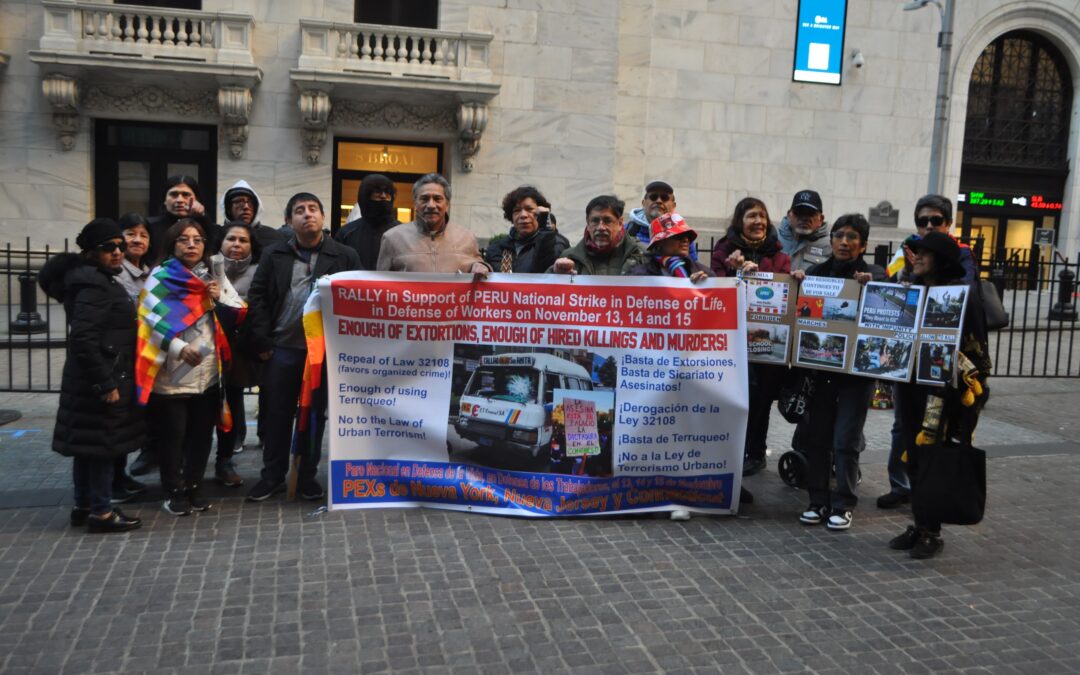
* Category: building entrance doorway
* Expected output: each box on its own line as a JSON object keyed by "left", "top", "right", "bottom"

{"left": 331, "top": 138, "right": 443, "bottom": 233}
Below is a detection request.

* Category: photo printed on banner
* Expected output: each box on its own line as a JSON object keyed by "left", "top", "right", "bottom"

{"left": 916, "top": 341, "right": 957, "bottom": 385}
{"left": 796, "top": 330, "right": 847, "bottom": 369}
{"left": 747, "top": 322, "right": 790, "bottom": 364}
{"left": 852, "top": 334, "right": 914, "bottom": 381}
{"left": 923, "top": 286, "right": 968, "bottom": 329}
{"left": 744, "top": 279, "right": 790, "bottom": 315}
{"left": 858, "top": 282, "right": 923, "bottom": 331}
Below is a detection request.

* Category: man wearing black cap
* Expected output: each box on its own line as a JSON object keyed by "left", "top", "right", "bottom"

{"left": 333, "top": 174, "right": 401, "bottom": 270}
{"left": 778, "top": 189, "right": 830, "bottom": 272}
{"left": 625, "top": 180, "right": 698, "bottom": 261}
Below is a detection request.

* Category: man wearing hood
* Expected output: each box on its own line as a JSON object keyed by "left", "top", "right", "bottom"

{"left": 778, "top": 189, "right": 831, "bottom": 272}
{"left": 221, "top": 180, "right": 285, "bottom": 256}
{"left": 549, "top": 195, "right": 644, "bottom": 275}
{"left": 334, "top": 174, "right": 401, "bottom": 270}
{"left": 624, "top": 180, "right": 698, "bottom": 261}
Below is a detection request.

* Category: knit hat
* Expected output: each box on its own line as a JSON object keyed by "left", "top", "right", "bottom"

{"left": 648, "top": 213, "right": 697, "bottom": 248}
{"left": 75, "top": 218, "right": 123, "bottom": 251}
{"left": 907, "top": 231, "right": 966, "bottom": 281}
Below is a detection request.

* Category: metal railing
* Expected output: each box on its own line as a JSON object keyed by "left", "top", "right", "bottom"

{"left": 2, "top": 239, "right": 70, "bottom": 392}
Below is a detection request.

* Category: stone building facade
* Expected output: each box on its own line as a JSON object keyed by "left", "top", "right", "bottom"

{"left": 1, "top": 0, "right": 1078, "bottom": 261}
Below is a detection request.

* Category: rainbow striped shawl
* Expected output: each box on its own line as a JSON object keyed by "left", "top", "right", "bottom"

{"left": 135, "top": 258, "right": 240, "bottom": 430}
{"left": 292, "top": 287, "right": 326, "bottom": 456}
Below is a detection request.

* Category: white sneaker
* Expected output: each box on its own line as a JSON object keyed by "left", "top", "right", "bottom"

{"left": 670, "top": 509, "right": 691, "bottom": 521}
{"left": 799, "top": 505, "right": 827, "bottom": 525}
{"left": 826, "top": 511, "right": 852, "bottom": 530}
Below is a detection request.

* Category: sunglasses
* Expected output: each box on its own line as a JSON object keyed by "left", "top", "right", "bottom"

{"left": 916, "top": 215, "right": 947, "bottom": 229}
{"left": 646, "top": 192, "right": 672, "bottom": 202}
{"left": 96, "top": 241, "right": 127, "bottom": 253}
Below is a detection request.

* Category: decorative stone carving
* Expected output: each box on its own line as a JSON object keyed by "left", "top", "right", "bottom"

{"left": 42, "top": 75, "right": 79, "bottom": 151}
{"left": 328, "top": 101, "right": 456, "bottom": 132}
{"left": 868, "top": 200, "right": 900, "bottom": 227}
{"left": 298, "top": 90, "right": 331, "bottom": 164}
{"left": 456, "top": 102, "right": 487, "bottom": 173}
{"left": 217, "top": 86, "right": 253, "bottom": 160}
{"left": 82, "top": 85, "right": 218, "bottom": 118}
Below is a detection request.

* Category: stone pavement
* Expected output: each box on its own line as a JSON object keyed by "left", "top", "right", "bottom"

{"left": 1, "top": 379, "right": 1079, "bottom": 674}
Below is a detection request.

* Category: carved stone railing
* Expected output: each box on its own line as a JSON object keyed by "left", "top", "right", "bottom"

{"left": 30, "top": 1, "right": 261, "bottom": 156}
{"left": 292, "top": 19, "right": 499, "bottom": 169}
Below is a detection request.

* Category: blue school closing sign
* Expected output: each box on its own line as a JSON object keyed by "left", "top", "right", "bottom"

{"left": 792, "top": 0, "right": 848, "bottom": 85}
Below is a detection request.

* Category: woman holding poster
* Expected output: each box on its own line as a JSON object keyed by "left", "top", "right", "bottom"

{"left": 710, "top": 197, "right": 792, "bottom": 477}
{"left": 795, "top": 214, "right": 885, "bottom": 531}
{"left": 889, "top": 232, "right": 990, "bottom": 559}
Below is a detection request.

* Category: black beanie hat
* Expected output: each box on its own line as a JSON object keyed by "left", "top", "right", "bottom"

{"left": 75, "top": 218, "right": 123, "bottom": 251}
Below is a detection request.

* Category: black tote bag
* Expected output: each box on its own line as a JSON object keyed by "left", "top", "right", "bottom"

{"left": 912, "top": 442, "right": 987, "bottom": 525}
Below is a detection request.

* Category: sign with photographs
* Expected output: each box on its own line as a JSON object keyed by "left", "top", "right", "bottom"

{"left": 792, "top": 276, "right": 863, "bottom": 372}
{"left": 915, "top": 285, "right": 969, "bottom": 386}
{"left": 850, "top": 282, "right": 924, "bottom": 382}
{"left": 743, "top": 272, "right": 797, "bottom": 365}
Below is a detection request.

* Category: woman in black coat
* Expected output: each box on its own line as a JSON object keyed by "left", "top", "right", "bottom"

{"left": 38, "top": 219, "right": 144, "bottom": 533}
{"left": 485, "top": 186, "right": 569, "bottom": 273}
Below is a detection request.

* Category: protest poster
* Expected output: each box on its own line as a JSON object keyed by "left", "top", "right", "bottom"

{"left": 914, "top": 285, "right": 969, "bottom": 386}
{"left": 317, "top": 272, "right": 749, "bottom": 517}
{"left": 743, "top": 272, "right": 796, "bottom": 365}
{"left": 850, "top": 281, "right": 924, "bottom": 382}
{"left": 792, "top": 276, "right": 863, "bottom": 373}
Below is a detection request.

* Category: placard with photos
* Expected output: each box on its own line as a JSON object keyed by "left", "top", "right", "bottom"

{"left": 849, "top": 281, "right": 925, "bottom": 383}
{"left": 914, "top": 284, "right": 969, "bottom": 386}
{"left": 791, "top": 276, "right": 864, "bottom": 373}
{"left": 742, "top": 272, "right": 797, "bottom": 365}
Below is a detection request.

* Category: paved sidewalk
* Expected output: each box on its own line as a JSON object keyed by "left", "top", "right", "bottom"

{"left": 1, "top": 379, "right": 1079, "bottom": 673}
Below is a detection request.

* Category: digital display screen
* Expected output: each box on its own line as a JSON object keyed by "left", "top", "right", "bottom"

{"left": 792, "top": 0, "right": 848, "bottom": 85}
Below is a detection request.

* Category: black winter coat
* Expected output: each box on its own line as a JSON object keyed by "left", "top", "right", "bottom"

{"left": 334, "top": 216, "right": 401, "bottom": 271}
{"left": 248, "top": 236, "right": 361, "bottom": 354}
{"left": 39, "top": 255, "right": 144, "bottom": 459}
{"left": 484, "top": 229, "right": 569, "bottom": 274}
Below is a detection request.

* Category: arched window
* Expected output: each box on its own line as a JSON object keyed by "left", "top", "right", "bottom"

{"left": 963, "top": 30, "right": 1072, "bottom": 170}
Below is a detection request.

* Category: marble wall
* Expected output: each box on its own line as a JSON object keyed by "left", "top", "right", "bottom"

{"left": 2, "top": 0, "right": 1079, "bottom": 257}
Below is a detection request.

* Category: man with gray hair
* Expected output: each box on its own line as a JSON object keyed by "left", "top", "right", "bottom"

{"left": 376, "top": 173, "right": 490, "bottom": 274}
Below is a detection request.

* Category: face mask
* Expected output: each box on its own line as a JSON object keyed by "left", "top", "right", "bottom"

{"left": 362, "top": 199, "right": 395, "bottom": 220}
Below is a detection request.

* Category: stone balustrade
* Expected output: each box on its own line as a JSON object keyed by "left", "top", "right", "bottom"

{"left": 36, "top": 1, "right": 255, "bottom": 65}
{"left": 297, "top": 20, "right": 494, "bottom": 81}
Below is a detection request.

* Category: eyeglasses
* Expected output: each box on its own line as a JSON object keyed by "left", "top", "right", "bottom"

{"left": 831, "top": 231, "right": 861, "bottom": 242}
{"left": 588, "top": 216, "right": 620, "bottom": 228}
{"left": 177, "top": 236, "right": 206, "bottom": 246}
{"left": 646, "top": 192, "right": 672, "bottom": 203}
{"left": 229, "top": 197, "right": 254, "bottom": 207}
{"left": 96, "top": 241, "right": 127, "bottom": 253}
{"left": 915, "top": 215, "right": 947, "bottom": 229}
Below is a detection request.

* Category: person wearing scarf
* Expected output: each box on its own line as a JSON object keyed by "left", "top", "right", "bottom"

{"left": 888, "top": 231, "right": 990, "bottom": 559}
{"left": 793, "top": 214, "right": 886, "bottom": 532}
{"left": 485, "top": 185, "right": 569, "bottom": 273}
{"left": 628, "top": 212, "right": 759, "bottom": 518}
{"left": 549, "top": 195, "right": 644, "bottom": 275}
{"left": 710, "top": 198, "right": 793, "bottom": 479}
{"left": 334, "top": 173, "right": 401, "bottom": 270}
{"left": 135, "top": 219, "right": 241, "bottom": 517}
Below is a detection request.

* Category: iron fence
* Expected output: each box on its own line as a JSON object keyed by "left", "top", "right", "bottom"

{"left": 3, "top": 237, "right": 1078, "bottom": 392}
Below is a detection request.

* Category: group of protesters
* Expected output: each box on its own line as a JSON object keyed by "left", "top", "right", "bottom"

{"left": 41, "top": 170, "right": 990, "bottom": 559}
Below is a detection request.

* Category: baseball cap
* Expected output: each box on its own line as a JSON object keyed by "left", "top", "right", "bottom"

{"left": 790, "top": 189, "right": 823, "bottom": 212}
{"left": 644, "top": 180, "right": 674, "bottom": 195}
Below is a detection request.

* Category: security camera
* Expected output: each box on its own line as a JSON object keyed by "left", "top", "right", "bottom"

{"left": 851, "top": 50, "right": 865, "bottom": 68}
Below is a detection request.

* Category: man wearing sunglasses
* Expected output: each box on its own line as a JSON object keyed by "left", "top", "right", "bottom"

{"left": 625, "top": 180, "right": 698, "bottom": 261}
{"left": 900, "top": 194, "right": 977, "bottom": 284}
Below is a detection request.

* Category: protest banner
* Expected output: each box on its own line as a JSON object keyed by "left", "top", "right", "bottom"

{"left": 743, "top": 272, "right": 796, "bottom": 365}
{"left": 313, "top": 272, "right": 748, "bottom": 517}
{"left": 792, "top": 276, "right": 863, "bottom": 373}
{"left": 850, "top": 281, "right": 925, "bottom": 382}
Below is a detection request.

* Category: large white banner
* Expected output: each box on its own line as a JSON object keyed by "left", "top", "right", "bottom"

{"left": 318, "top": 272, "right": 748, "bottom": 516}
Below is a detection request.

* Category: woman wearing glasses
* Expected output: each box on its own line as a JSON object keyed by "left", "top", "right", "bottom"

{"left": 792, "top": 214, "right": 885, "bottom": 531}
{"left": 139, "top": 220, "right": 230, "bottom": 516}
{"left": 38, "top": 219, "right": 144, "bottom": 532}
